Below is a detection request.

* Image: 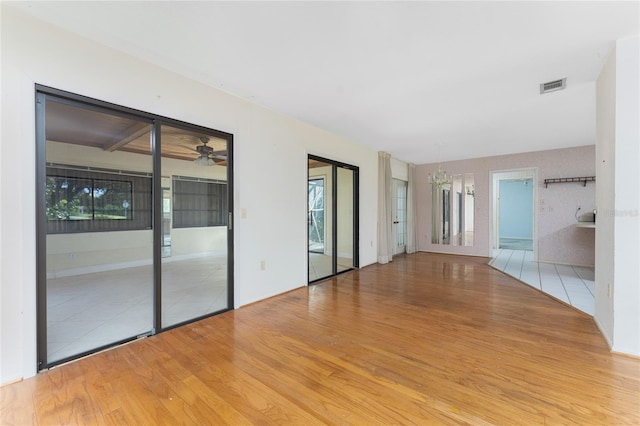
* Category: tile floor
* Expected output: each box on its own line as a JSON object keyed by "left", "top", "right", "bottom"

{"left": 47, "top": 256, "right": 228, "bottom": 363}
{"left": 489, "top": 249, "right": 595, "bottom": 315}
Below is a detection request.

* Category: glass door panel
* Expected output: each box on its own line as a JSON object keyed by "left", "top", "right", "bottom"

{"left": 392, "top": 179, "right": 407, "bottom": 255}
{"left": 43, "top": 97, "right": 153, "bottom": 364}
{"left": 336, "top": 167, "right": 354, "bottom": 273}
{"left": 308, "top": 159, "right": 334, "bottom": 281}
{"left": 160, "top": 125, "right": 229, "bottom": 328}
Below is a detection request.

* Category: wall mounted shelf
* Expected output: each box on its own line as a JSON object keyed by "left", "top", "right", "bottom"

{"left": 543, "top": 176, "right": 595, "bottom": 188}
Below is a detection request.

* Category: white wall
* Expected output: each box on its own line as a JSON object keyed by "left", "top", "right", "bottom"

{"left": 595, "top": 36, "right": 640, "bottom": 356}
{"left": 594, "top": 43, "right": 617, "bottom": 345}
{"left": 612, "top": 36, "right": 639, "bottom": 356}
{"left": 390, "top": 157, "right": 408, "bottom": 181}
{"left": 0, "top": 6, "right": 378, "bottom": 384}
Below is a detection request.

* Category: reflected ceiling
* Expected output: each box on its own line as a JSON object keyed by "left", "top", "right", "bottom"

{"left": 46, "top": 100, "right": 227, "bottom": 163}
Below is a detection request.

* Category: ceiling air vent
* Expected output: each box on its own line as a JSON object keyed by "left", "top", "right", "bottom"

{"left": 540, "top": 78, "right": 567, "bottom": 94}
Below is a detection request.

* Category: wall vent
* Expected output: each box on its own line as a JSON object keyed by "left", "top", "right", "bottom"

{"left": 540, "top": 78, "right": 567, "bottom": 94}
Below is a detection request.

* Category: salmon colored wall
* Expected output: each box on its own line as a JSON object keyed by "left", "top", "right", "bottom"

{"left": 417, "top": 145, "right": 596, "bottom": 266}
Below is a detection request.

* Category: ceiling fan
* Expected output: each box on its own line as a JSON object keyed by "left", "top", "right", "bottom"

{"left": 194, "top": 136, "right": 226, "bottom": 166}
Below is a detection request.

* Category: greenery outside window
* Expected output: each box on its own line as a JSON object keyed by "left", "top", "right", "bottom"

{"left": 46, "top": 164, "right": 152, "bottom": 234}
{"left": 47, "top": 176, "right": 133, "bottom": 221}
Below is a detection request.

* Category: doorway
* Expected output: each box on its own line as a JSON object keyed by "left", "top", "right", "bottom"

{"left": 308, "top": 155, "right": 359, "bottom": 283}
{"left": 490, "top": 168, "right": 537, "bottom": 258}
{"left": 36, "top": 86, "right": 234, "bottom": 369}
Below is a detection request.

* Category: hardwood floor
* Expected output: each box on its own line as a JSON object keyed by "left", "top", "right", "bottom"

{"left": 2, "top": 253, "right": 639, "bottom": 425}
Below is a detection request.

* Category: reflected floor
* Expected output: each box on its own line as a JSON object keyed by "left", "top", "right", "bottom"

{"left": 489, "top": 249, "right": 594, "bottom": 315}
{"left": 47, "top": 255, "right": 227, "bottom": 363}
{"left": 309, "top": 252, "right": 353, "bottom": 282}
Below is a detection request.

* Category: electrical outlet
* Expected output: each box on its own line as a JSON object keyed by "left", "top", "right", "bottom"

{"left": 260, "top": 260, "right": 266, "bottom": 271}
{"left": 608, "top": 283, "right": 612, "bottom": 298}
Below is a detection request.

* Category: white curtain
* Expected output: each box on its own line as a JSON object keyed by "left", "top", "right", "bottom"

{"left": 406, "top": 163, "right": 419, "bottom": 254}
{"left": 377, "top": 152, "right": 393, "bottom": 264}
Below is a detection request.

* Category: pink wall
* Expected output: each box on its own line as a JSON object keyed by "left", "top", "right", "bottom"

{"left": 416, "top": 145, "right": 596, "bottom": 266}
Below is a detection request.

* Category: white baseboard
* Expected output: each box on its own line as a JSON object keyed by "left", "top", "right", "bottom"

{"left": 594, "top": 316, "right": 614, "bottom": 350}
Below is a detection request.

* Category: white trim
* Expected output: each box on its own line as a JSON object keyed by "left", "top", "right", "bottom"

{"left": 594, "top": 316, "right": 614, "bottom": 349}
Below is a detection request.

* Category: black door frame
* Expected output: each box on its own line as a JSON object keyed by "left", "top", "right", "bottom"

{"left": 307, "top": 154, "right": 359, "bottom": 284}
{"left": 35, "top": 85, "right": 234, "bottom": 370}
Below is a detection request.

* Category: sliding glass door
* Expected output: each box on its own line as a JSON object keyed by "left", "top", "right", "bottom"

{"left": 40, "top": 96, "right": 154, "bottom": 365}
{"left": 36, "top": 86, "right": 233, "bottom": 369}
{"left": 160, "top": 125, "right": 230, "bottom": 328}
{"left": 307, "top": 155, "right": 358, "bottom": 283}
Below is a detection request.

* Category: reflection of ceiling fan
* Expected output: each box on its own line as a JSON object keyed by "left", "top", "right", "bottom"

{"left": 194, "top": 136, "right": 226, "bottom": 166}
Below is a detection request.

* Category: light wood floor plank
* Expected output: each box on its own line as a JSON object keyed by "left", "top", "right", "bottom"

{"left": 1, "top": 253, "right": 638, "bottom": 425}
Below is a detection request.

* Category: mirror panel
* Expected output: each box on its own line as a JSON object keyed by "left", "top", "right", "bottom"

{"left": 451, "top": 175, "right": 463, "bottom": 246}
{"left": 431, "top": 173, "right": 474, "bottom": 246}
{"left": 464, "top": 174, "right": 475, "bottom": 246}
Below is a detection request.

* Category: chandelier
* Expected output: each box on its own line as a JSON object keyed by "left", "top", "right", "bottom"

{"left": 428, "top": 165, "right": 450, "bottom": 187}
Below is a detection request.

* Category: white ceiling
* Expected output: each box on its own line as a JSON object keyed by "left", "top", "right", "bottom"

{"left": 9, "top": 1, "right": 639, "bottom": 164}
